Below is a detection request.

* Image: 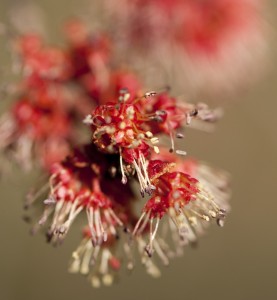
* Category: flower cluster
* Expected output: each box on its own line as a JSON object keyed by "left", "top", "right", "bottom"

{"left": 1, "top": 17, "right": 232, "bottom": 288}
{"left": 105, "top": 0, "right": 268, "bottom": 94}
{"left": 0, "top": 34, "right": 74, "bottom": 170}
{"left": 24, "top": 85, "right": 229, "bottom": 286}
{"left": 0, "top": 20, "right": 143, "bottom": 171}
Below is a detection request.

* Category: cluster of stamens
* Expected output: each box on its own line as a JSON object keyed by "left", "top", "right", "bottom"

{"left": 26, "top": 145, "right": 130, "bottom": 247}
{"left": 132, "top": 160, "right": 228, "bottom": 258}
{"left": 85, "top": 89, "right": 219, "bottom": 198}
{"left": 2, "top": 19, "right": 232, "bottom": 288}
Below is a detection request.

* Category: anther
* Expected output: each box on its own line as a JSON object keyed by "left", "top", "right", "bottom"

{"left": 150, "top": 116, "right": 163, "bottom": 122}
{"left": 217, "top": 218, "right": 225, "bottom": 227}
{"left": 202, "top": 215, "right": 210, "bottom": 221}
{"left": 44, "top": 196, "right": 56, "bottom": 205}
{"left": 154, "top": 146, "right": 160, "bottom": 154}
{"left": 156, "top": 110, "right": 167, "bottom": 116}
{"left": 176, "top": 150, "right": 187, "bottom": 156}
{"left": 83, "top": 114, "right": 93, "bottom": 125}
{"left": 219, "top": 208, "right": 227, "bottom": 216}
{"left": 144, "top": 91, "right": 157, "bottom": 98}
{"left": 150, "top": 137, "right": 159, "bottom": 144}
{"left": 145, "top": 244, "right": 154, "bottom": 257}
{"left": 176, "top": 133, "right": 184, "bottom": 139}
{"left": 209, "top": 210, "right": 217, "bottom": 218}
{"left": 118, "top": 88, "right": 130, "bottom": 102}
{"left": 145, "top": 131, "right": 153, "bottom": 138}
{"left": 121, "top": 175, "right": 127, "bottom": 184}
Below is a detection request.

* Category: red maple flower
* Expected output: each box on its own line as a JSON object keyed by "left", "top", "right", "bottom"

{"left": 133, "top": 159, "right": 228, "bottom": 259}
{"left": 6, "top": 18, "right": 232, "bottom": 288}
{"left": 105, "top": 0, "right": 268, "bottom": 94}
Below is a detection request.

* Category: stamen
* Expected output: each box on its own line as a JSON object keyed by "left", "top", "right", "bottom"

{"left": 107, "top": 208, "right": 123, "bottom": 226}
{"left": 217, "top": 218, "right": 225, "bottom": 227}
{"left": 99, "top": 249, "right": 110, "bottom": 275}
{"left": 139, "top": 153, "right": 156, "bottom": 191}
{"left": 94, "top": 209, "right": 103, "bottom": 244}
{"left": 144, "top": 91, "right": 157, "bottom": 98}
{"left": 119, "top": 149, "right": 127, "bottom": 184}
{"left": 49, "top": 199, "right": 65, "bottom": 234}
{"left": 123, "top": 242, "right": 134, "bottom": 270}
{"left": 133, "top": 159, "right": 148, "bottom": 196}
{"left": 133, "top": 154, "right": 155, "bottom": 197}
{"left": 38, "top": 206, "right": 54, "bottom": 225}
{"left": 91, "top": 245, "right": 101, "bottom": 265}
{"left": 153, "top": 239, "right": 169, "bottom": 266}
{"left": 58, "top": 198, "right": 84, "bottom": 237}
{"left": 132, "top": 212, "right": 146, "bottom": 236}
{"left": 145, "top": 218, "right": 160, "bottom": 257}
{"left": 80, "top": 241, "right": 93, "bottom": 275}
{"left": 86, "top": 207, "right": 97, "bottom": 246}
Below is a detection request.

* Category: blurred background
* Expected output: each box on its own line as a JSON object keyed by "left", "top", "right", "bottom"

{"left": 0, "top": 0, "right": 276, "bottom": 300}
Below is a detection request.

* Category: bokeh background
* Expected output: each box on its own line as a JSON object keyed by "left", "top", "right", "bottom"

{"left": 0, "top": 1, "right": 276, "bottom": 300}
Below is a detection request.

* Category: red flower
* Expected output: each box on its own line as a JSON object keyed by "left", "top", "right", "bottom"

{"left": 9, "top": 19, "right": 232, "bottom": 288}
{"left": 27, "top": 144, "right": 133, "bottom": 246}
{"left": 106, "top": 0, "right": 268, "bottom": 94}
{"left": 133, "top": 159, "right": 228, "bottom": 258}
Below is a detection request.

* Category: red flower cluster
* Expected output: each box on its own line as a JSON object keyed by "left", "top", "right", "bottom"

{"left": 28, "top": 144, "right": 133, "bottom": 245}
{"left": 105, "top": 0, "right": 268, "bottom": 94}
{"left": 24, "top": 85, "right": 228, "bottom": 286}
{"left": 0, "top": 34, "right": 76, "bottom": 169}
{"left": 0, "top": 19, "right": 231, "bottom": 287}
{"left": 86, "top": 89, "right": 220, "bottom": 195}
{"left": 109, "top": 0, "right": 263, "bottom": 55}
{"left": 0, "top": 20, "right": 144, "bottom": 170}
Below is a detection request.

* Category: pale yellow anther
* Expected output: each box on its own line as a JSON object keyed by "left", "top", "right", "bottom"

{"left": 126, "top": 106, "right": 135, "bottom": 118}
{"left": 154, "top": 146, "right": 160, "bottom": 154}
{"left": 202, "top": 215, "right": 210, "bottom": 222}
{"left": 72, "top": 251, "right": 79, "bottom": 260}
{"left": 91, "top": 276, "right": 101, "bottom": 288}
{"left": 106, "top": 126, "right": 116, "bottom": 134}
{"left": 145, "top": 131, "right": 153, "bottom": 138}
{"left": 209, "top": 210, "right": 217, "bottom": 218}
{"left": 137, "top": 133, "right": 145, "bottom": 139}
{"left": 150, "top": 137, "right": 159, "bottom": 144}
{"left": 118, "top": 122, "right": 126, "bottom": 129}
{"left": 68, "top": 258, "right": 80, "bottom": 273}
{"left": 189, "top": 216, "right": 197, "bottom": 226}
{"left": 102, "top": 274, "right": 113, "bottom": 286}
{"left": 123, "top": 93, "right": 131, "bottom": 102}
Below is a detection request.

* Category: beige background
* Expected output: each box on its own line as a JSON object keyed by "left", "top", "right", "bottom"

{"left": 0, "top": 1, "right": 276, "bottom": 300}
